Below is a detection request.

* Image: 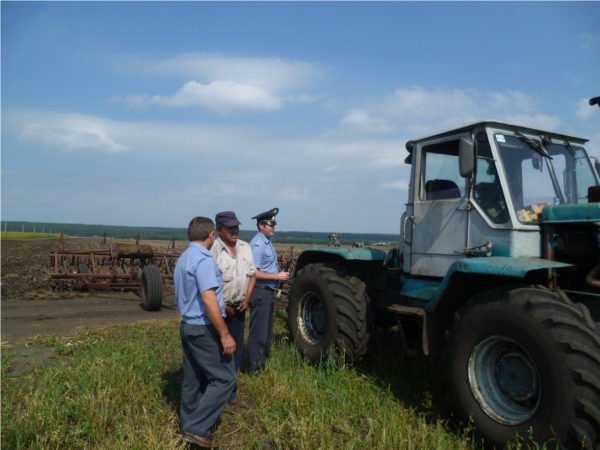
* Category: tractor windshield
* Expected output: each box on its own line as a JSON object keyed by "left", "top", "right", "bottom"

{"left": 493, "top": 133, "right": 599, "bottom": 224}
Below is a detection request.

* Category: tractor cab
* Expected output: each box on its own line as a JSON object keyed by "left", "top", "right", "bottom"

{"left": 401, "top": 121, "right": 600, "bottom": 278}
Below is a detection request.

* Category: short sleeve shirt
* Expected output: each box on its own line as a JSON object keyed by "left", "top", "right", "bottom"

{"left": 210, "top": 238, "right": 257, "bottom": 304}
{"left": 174, "top": 242, "right": 225, "bottom": 325}
{"left": 250, "top": 232, "right": 279, "bottom": 289}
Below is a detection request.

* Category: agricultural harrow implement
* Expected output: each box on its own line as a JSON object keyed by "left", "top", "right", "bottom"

{"left": 49, "top": 233, "right": 180, "bottom": 311}
{"left": 49, "top": 234, "right": 298, "bottom": 310}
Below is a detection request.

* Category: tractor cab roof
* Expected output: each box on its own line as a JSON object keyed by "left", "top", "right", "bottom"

{"left": 409, "top": 120, "right": 588, "bottom": 147}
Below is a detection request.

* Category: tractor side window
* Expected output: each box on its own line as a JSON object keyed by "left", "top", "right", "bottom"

{"left": 473, "top": 133, "right": 510, "bottom": 224}
{"left": 421, "top": 139, "right": 464, "bottom": 201}
{"left": 546, "top": 143, "right": 598, "bottom": 204}
{"left": 574, "top": 147, "right": 598, "bottom": 202}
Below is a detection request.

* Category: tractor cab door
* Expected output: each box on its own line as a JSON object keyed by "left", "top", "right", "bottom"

{"left": 408, "top": 134, "right": 470, "bottom": 277}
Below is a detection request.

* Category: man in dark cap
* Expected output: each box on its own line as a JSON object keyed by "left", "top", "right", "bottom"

{"left": 174, "top": 216, "right": 236, "bottom": 449}
{"left": 211, "top": 211, "right": 256, "bottom": 405}
{"left": 248, "top": 208, "right": 290, "bottom": 372}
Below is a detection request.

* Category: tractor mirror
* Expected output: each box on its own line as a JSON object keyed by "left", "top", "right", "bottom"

{"left": 594, "top": 158, "right": 600, "bottom": 178}
{"left": 532, "top": 153, "right": 543, "bottom": 172}
{"left": 459, "top": 137, "right": 475, "bottom": 178}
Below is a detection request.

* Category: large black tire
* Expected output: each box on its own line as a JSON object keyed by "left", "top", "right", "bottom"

{"left": 287, "top": 263, "right": 371, "bottom": 362}
{"left": 443, "top": 285, "right": 600, "bottom": 449}
{"left": 141, "top": 265, "right": 163, "bottom": 311}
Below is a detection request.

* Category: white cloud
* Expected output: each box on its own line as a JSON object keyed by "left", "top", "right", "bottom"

{"left": 113, "top": 53, "right": 328, "bottom": 114}
{"left": 340, "top": 109, "right": 393, "bottom": 133}
{"left": 497, "top": 113, "right": 563, "bottom": 131}
{"left": 7, "top": 108, "right": 261, "bottom": 156}
{"left": 147, "top": 80, "right": 282, "bottom": 114}
{"left": 487, "top": 91, "right": 536, "bottom": 113}
{"left": 335, "top": 86, "right": 563, "bottom": 137}
{"left": 576, "top": 97, "right": 598, "bottom": 120}
{"left": 285, "top": 138, "right": 407, "bottom": 171}
{"left": 8, "top": 109, "right": 406, "bottom": 174}
{"left": 383, "top": 86, "right": 478, "bottom": 121}
{"left": 123, "top": 53, "right": 327, "bottom": 91}
{"left": 383, "top": 86, "right": 539, "bottom": 123}
{"left": 278, "top": 187, "right": 313, "bottom": 202}
{"left": 18, "top": 120, "right": 128, "bottom": 153}
{"left": 380, "top": 179, "right": 409, "bottom": 191}
{"left": 289, "top": 93, "right": 325, "bottom": 104}
{"left": 580, "top": 33, "right": 600, "bottom": 49}
{"left": 110, "top": 94, "right": 151, "bottom": 110}
{"left": 188, "top": 171, "right": 313, "bottom": 203}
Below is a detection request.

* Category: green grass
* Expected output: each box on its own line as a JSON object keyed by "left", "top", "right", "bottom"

{"left": 1, "top": 232, "right": 63, "bottom": 240}
{"left": 1, "top": 312, "right": 553, "bottom": 449}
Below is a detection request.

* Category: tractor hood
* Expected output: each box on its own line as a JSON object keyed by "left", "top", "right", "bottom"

{"left": 541, "top": 203, "right": 600, "bottom": 224}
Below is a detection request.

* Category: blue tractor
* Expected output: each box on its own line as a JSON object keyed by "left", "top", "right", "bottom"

{"left": 287, "top": 121, "right": 600, "bottom": 449}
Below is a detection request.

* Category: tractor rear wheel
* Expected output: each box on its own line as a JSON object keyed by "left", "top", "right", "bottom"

{"left": 443, "top": 286, "right": 600, "bottom": 449}
{"left": 141, "top": 265, "right": 163, "bottom": 311}
{"left": 287, "top": 263, "right": 371, "bottom": 362}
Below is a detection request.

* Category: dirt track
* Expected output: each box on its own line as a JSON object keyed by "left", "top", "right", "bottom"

{"left": 1, "top": 238, "right": 184, "bottom": 353}
{"left": 1, "top": 292, "right": 180, "bottom": 347}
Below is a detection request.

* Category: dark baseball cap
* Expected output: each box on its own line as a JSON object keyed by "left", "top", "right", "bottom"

{"left": 215, "top": 211, "right": 242, "bottom": 227}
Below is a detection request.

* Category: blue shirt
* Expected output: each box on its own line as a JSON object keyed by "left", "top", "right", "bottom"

{"left": 174, "top": 242, "right": 225, "bottom": 325}
{"left": 250, "top": 232, "right": 279, "bottom": 289}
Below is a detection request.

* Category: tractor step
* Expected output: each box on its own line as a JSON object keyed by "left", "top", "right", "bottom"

{"left": 387, "top": 304, "right": 425, "bottom": 317}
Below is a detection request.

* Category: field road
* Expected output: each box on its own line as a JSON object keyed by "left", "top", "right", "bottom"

{"left": 1, "top": 292, "right": 181, "bottom": 348}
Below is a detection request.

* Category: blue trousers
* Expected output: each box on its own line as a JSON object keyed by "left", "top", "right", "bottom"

{"left": 248, "top": 288, "right": 275, "bottom": 373}
{"left": 224, "top": 306, "right": 246, "bottom": 399}
{"left": 179, "top": 322, "right": 236, "bottom": 437}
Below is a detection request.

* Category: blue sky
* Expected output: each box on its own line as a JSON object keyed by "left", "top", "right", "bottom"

{"left": 2, "top": 1, "right": 599, "bottom": 234}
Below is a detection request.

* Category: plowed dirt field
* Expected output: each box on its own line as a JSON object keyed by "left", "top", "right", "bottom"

{"left": 1, "top": 237, "right": 306, "bottom": 353}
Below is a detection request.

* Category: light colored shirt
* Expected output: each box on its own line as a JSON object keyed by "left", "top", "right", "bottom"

{"left": 210, "top": 238, "right": 257, "bottom": 305}
{"left": 174, "top": 242, "right": 225, "bottom": 325}
{"left": 250, "top": 232, "right": 279, "bottom": 289}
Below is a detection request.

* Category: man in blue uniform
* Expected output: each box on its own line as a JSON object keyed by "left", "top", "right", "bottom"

{"left": 248, "top": 208, "right": 290, "bottom": 372}
{"left": 174, "top": 216, "right": 236, "bottom": 449}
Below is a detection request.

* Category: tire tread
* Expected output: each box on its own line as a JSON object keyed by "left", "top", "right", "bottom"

{"left": 290, "top": 263, "right": 371, "bottom": 361}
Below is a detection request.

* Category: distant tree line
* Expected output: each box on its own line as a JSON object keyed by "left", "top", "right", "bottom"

{"left": 3, "top": 221, "right": 398, "bottom": 246}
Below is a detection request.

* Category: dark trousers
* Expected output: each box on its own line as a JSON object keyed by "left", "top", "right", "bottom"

{"left": 224, "top": 306, "right": 246, "bottom": 399}
{"left": 248, "top": 288, "right": 275, "bottom": 372}
{"left": 179, "top": 322, "right": 236, "bottom": 437}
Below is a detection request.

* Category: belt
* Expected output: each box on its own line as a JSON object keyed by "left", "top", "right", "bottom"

{"left": 255, "top": 285, "right": 276, "bottom": 291}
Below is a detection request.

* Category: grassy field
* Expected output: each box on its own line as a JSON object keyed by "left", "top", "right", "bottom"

{"left": 1, "top": 232, "right": 63, "bottom": 240}
{"left": 2, "top": 312, "right": 552, "bottom": 449}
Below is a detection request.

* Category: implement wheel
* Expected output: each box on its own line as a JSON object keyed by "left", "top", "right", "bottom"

{"left": 287, "top": 263, "right": 371, "bottom": 362}
{"left": 443, "top": 286, "right": 600, "bottom": 449}
{"left": 141, "top": 265, "right": 163, "bottom": 311}
{"left": 77, "top": 263, "right": 88, "bottom": 274}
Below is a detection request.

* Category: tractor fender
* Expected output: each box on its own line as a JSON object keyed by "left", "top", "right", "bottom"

{"left": 292, "top": 247, "right": 387, "bottom": 278}
{"left": 292, "top": 247, "right": 387, "bottom": 291}
{"left": 421, "top": 257, "right": 573, "bottom": 354}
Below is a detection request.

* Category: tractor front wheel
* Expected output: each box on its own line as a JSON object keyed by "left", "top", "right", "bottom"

{"left": 287, "top": 263, "right": 371, "bottom": 362}
{"left": 444, "top": 286, "right": 600, "bottom": 449}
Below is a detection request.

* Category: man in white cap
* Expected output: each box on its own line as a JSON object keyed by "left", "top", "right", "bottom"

{"left": 248, "top": 207, "right": 290, "bottom": 372}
